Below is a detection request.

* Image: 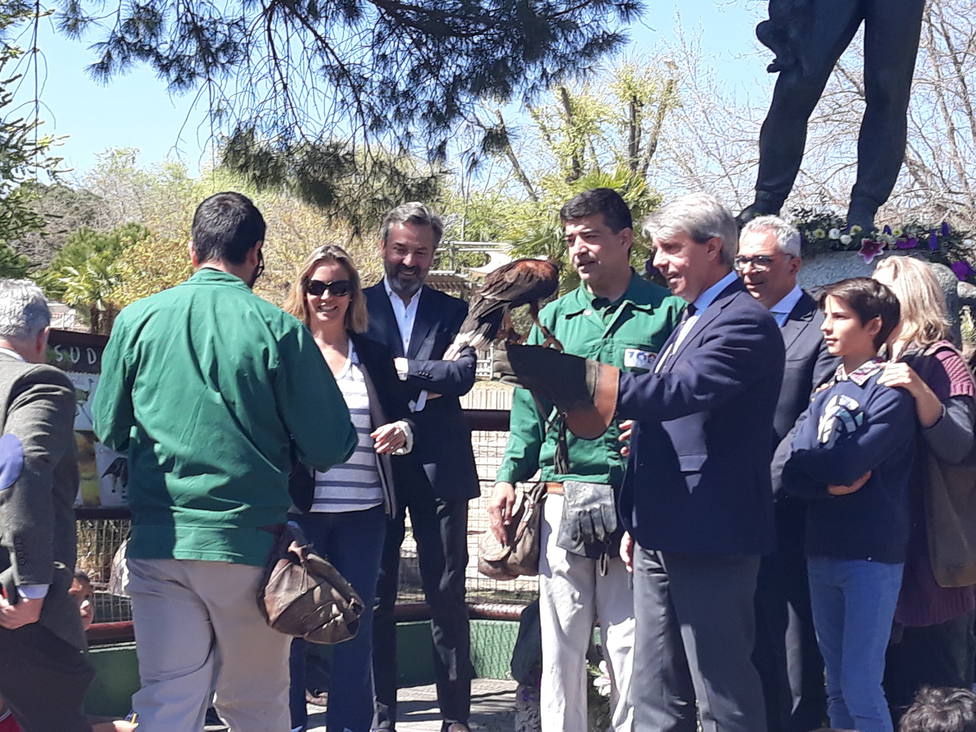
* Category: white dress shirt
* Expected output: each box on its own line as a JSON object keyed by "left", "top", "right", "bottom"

{"left": 383, "top": 278, "right": 428, "bottom": 412}
{"left": 383, "top": 277, "right": 422, "bottom": 355}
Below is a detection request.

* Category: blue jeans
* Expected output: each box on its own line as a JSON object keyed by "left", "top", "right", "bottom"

{"left": 808, "top": 556, "right": 903, "bottom": 732}
{"left": 288, "top": 506, "right": 386, "bottom": 732}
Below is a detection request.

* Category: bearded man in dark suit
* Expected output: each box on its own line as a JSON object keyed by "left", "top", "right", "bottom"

{"left": 737, "top": 215, "right": 838, "bottom": 732}
{"left": 364, "top": 202, "right": 479, "bottom": 732}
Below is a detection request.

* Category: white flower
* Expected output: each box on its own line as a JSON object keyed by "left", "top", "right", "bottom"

{"left": 840, "top": 234, "right": 852, "bottom": 245}
{"left": 592, "top": 661, "right": 612, "bottom": 697}
{"left": 829, "top": 228, "right": 841, "bottom": 240}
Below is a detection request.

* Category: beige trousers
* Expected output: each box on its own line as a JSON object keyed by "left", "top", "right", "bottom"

{"left": 538, "top": 494, "right": 636, "bottom": 732}
{"left": 126, "top": 558, "right": 291, "bottom": 732}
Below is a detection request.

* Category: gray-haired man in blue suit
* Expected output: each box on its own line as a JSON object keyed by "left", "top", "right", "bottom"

{"left": 495, "top": 193, "right": 785, "bottom": 731}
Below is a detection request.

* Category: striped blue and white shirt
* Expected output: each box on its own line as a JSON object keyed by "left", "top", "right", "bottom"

{"left": 311, "top": 343, "right": 385, "bottom": 513}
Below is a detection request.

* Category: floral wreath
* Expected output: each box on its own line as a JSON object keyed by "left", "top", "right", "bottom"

{"left": 789, "top": 207, "right": 975, "bottom": 282}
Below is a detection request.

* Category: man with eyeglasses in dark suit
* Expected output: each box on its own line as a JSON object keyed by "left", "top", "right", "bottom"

{"left": 737, "top": 215, "right": 838, "bottom": 732}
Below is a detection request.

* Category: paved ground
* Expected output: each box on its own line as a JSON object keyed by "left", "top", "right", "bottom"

{"left": 304, "top": 679, "right": 518, "bottom": 732}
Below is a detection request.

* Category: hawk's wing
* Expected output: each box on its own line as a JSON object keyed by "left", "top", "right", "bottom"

{"left": 464, "top": 263, "right": 531, "bottom": 324}
{"left": 445, "top": 259, "right": 559, "bottom": 359}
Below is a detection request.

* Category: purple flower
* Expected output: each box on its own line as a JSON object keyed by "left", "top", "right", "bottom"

{"left": 929, "top": 231, "right": 939, "bottom": 250}
{"left": 941, "top": 221, "right": 951, "bottom": 237}
{"left": 883, "top": 225, "right": 893, "bottom": 236}
{"left": 901, "top": 236, "right": 918, "bottom": 249}
{"left": 859, "top": 239, "right": 886, "bottom": 264}
{"left": 951, "top": 260, "right": 974, "bottom": 280}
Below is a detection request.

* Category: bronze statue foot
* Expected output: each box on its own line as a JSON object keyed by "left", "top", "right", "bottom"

{"left": 846, "top": 203, "right": 878, "bottom": 234}
{"left": 737, "top": 197, "right": 784, "bottom": 226}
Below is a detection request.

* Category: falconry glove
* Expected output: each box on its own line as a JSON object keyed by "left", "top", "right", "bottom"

{"left": 559, "top": 480, "right": 617, "bottom": 547}
{"left": 492, "top": 343, "right": 619, "bottom": 440}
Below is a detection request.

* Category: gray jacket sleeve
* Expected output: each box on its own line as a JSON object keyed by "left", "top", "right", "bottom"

{"left": 0, "top": 367, "right": 76, "bottom": 587}
{"left": 924, "top": 394, "right": 975, "bottom": 464}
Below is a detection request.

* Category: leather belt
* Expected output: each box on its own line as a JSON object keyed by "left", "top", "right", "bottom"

{"left": 545, "top": 481, "right": 564, "bottom": 495}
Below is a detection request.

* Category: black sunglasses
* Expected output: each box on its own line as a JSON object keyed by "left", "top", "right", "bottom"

{"left": 307, "top": 279, "right": 352, "bottom": 297}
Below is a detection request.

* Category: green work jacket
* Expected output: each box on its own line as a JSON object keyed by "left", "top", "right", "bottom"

{"left": 496, "top": 272, "right": 685, "bottom": 487}
{"left": 93, "top": 268, "right": 357, "bottom": 566}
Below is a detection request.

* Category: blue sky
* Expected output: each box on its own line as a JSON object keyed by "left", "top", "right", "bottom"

{"left": 14, "top": 0, "right": 771, "bottom": 178}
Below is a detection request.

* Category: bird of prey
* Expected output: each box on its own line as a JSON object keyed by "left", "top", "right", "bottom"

{"left": 444, "top": 257, "right": 563, "bottom": 360}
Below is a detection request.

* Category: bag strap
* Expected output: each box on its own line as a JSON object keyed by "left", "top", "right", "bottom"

{"left": 526, "top": 482, "right": 547, "bottom": 503}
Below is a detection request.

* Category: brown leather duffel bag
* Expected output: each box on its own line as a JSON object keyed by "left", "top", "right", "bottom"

{"left": 258, "top": 521, "right": 364, "bottom": 644}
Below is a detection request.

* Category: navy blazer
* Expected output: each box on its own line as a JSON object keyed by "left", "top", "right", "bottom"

{"left": 363, "top": 283, "right": 480, "bottom": 500}
{"left": 616, "top": 279, "right": 785, "bottom": 555}
{"left": 775, "top": 292, "right": 837, "bottom": 445}
{"left": 771, "top": 291, "right": 838, "bottom": 497}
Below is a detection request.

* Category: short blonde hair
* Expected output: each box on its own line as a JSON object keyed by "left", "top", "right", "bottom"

{"left": 284, "top": 245, "right": 369, "bottom": 334}
{"left": 872, "top": 256, "right": 950, "bottom": 349}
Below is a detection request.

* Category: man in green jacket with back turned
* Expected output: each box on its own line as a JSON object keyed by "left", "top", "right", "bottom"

{"left": 93, "top": 192, "right": 356, "bottom": 732}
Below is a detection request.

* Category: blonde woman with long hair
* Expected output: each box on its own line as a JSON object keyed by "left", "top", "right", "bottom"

{"left": 873, "top": 255, "right": 976, "bottom": 721}
{"left": 283, "top": 244, "right": 422, "bottom": 732}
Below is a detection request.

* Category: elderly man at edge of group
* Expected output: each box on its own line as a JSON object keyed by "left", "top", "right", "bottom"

{"left": 93, "top": 192, "right": 357, "bottom": 732}
{"left": 0, "top": 280, "right": 135, "bottom": 732}
{"left": 737, "top": 215, "right": 837, "bottom": 732}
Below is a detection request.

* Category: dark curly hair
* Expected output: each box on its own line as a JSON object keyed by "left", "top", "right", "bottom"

{"left": 900, "top": 687, "right": 976, "bottom": 732}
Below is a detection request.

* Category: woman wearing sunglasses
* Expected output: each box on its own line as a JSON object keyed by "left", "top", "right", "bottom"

{"left": 283, "top": 245, "right": 421, "bottom": 732}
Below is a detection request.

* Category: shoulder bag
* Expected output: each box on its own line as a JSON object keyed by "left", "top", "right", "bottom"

{"left": 258, "top": 521, "right": 365, "bottom": 644}
{"left": 478, "top": 482, "right": 547, "bottom": 580}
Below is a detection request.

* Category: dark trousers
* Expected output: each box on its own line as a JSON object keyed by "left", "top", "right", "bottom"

{"left": 632, "top": 547, "right": 767, "bottom": 732}
{"left": 372, "top": 490, "right": 472, "bottom": 731}
{"left": 754, "top": 502, "right": 827, "bottom": 732}
{"left": 755, "top": 0, "right": 925, "bottom": 211}
{"left": 0, "top": 624, "right": 94, "bottom": 732}
{"left": 289, "top": 506, "right": 386, "bottom": 732}
{"left": 885, "top": 612, "right": 976, "bottom": 722}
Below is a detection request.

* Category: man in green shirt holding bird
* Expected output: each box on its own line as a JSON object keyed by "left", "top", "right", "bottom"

{"left": 93, "top": 192, "right": 357, "bottom": 732}
{"left": 488, "top": 188, "right": 684, "bottom": 731}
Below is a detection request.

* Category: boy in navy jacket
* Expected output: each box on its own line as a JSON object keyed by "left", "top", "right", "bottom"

{"left": 783, "top": 277, "right": 916, "bottom": 732}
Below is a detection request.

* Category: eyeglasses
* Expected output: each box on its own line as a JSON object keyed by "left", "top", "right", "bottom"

{"left": 733, "top": 254, "right": 792, "bottom": 272}
{"left": 245, "top": 249, "right": 266, "bottom": 288}
{"left": 307, "top": 279, "right": 352, "bottom": 297}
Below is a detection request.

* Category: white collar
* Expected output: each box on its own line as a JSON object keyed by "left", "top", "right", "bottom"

{"left": 769, "top": 285, "right": 804, "bottom": 316}
{"left": 0, "top": 347, "right": 25, "bottom": 362}
{"left": 692, "top": 270, "right": 738, "bottom": 313}
{"left": 383, "top": 277, "right": 423, "bottom": 308}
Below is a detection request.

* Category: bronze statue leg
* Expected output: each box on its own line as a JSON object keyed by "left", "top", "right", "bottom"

{"left": 847, "top": 0, "right": 926, "bottom": 229}
{"left": 746, "top": 0, "right": 864, "bottom": 217}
